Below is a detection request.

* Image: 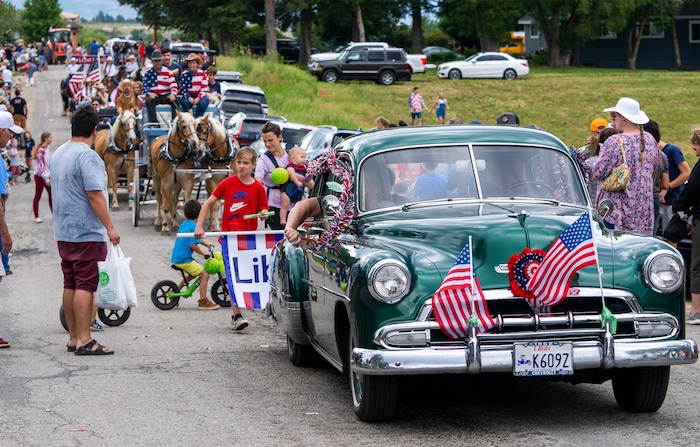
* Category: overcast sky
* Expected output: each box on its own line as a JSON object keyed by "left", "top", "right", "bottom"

{"left": 8, "top": 0, "right": 138, "bottom": 21}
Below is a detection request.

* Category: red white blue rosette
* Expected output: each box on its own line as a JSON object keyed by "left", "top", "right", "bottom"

{"left": 508, "top": 248, "right": 546, "bottom": 299}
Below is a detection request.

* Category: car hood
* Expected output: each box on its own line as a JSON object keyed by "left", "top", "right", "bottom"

{"left": 309, "top": 52, "right": 339, "bottom": 62}
{"left": 355, "top": 204, "right": 664, "bottom": 291}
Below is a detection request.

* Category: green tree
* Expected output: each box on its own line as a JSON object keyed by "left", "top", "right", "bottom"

{"left": 437, "top": 0, "right": 523, "bottom": 53}
{"left": 0, "top": 3, "right": 20, "bottom": 44}
{"left": 20, "top": 0, "right": 63, "bottom": 43}
{"left": 119, "top": 0, "right": 168, "bottom": 43}
{"left": 619, "top": 0, "right": 688, "bottom": 69}
{"left": 78, "top": 26, "right": 109, "bottom": 47}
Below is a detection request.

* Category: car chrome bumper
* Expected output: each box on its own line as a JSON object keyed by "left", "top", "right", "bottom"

{"left": 351, "top": 338, "right": 698, "bottom": 376}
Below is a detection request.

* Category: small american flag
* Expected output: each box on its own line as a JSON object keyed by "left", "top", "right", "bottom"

{"left": 86, "top": 57, "right": 100, "bottom": 84}
{"left": 527, "top": 212, "right": 597, "bottom": 306}
{"left": 432, "top": 237, "right": 496, "bottom": 338}
{"left": 67, "top": 64, "right": 85, "bottom": 102}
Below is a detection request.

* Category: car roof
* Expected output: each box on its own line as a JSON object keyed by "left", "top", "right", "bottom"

{"left": 335, "top": 125, "right": 569, "bottom": 162}
{"left": 223, "top": 83, "right": 265, "bottom": 94}
{"left": 215, "top": 71, "right": 242, "bottom": 83}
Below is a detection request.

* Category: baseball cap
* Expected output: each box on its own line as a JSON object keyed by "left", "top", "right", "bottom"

{"left": 589, "top": 117, "right": 608, "bottom": 132}
{"left": 496, "top": 112, "right": 520, "bottom": 126}
{"left": 0, "top": 110, "right": 23, "bottom": 134}
{"left": 150, "top": 50, "right": 163, "bottom": 61}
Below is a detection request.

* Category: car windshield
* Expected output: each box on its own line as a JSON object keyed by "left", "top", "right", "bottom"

{"left": 301, "top": 130, "right": 333, "bottom": 158}
{"left": 239, "top": 121, "right": 266, "bottom": 142}
{"left": 357, "top": 145, "right": 587, "bottom": 212}
{"left": 282, "top": 128, "right": 313, "bottom": 147}
{"left": 221, "top": 101, "right": 263, "bottom": 115}
{"left": 223, "top": 90, "right": 265, "bottom": 105}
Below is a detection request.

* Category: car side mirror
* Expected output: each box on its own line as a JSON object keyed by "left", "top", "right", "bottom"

{"left": 597, "top": 199, "right": 614, "bottom": 219}
{"left": 321, "top": 195, "right": 340, "bottom": 216}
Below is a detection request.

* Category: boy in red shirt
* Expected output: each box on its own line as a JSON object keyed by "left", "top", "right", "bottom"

{"left": 195, "top": 146, "right": 269, "bottom": 330}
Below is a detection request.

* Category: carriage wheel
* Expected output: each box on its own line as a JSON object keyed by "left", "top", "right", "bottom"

{"left": 132, "top": 165, "right": 140, "bottom": 227}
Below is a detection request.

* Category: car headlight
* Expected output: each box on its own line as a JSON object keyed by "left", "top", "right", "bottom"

{"left": 643, "top": 249, "right": 684, "bottom": 293}
{"left": 368, "top": 259, "right": 411, "bottom": 304}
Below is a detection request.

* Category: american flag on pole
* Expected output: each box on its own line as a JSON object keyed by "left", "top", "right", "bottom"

{"left": 68, "top": 58, "right": 100, "bottom": 103}
{"left": 67, "top": 64, "right": 85, "bottom": 102}
{"left": 221, "top": 232, "right": 285, "bottom": 309}
{"left": 86, "top": 56, "right": 101, "bottom": 84}
{"left": 527, "top": 212, "right": 597, "bottom": 306}
{"left": 432, "top": 237, "right": 496, "bottom": 338}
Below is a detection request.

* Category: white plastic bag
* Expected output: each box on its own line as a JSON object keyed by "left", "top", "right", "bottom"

{"left": 94, "top": 244, "right": 127, "bottom": 310}
{"left": 115, "top": 245, "right": 138, "bottom": 308}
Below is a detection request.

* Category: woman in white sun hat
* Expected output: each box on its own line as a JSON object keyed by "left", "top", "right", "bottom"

{"left": 592, "top": 97, "right": 659, "bottom": 236}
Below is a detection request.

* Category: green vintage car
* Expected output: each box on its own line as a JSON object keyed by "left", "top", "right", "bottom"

{"left": 267, "top": 124, "right": 697, "bottom": 422}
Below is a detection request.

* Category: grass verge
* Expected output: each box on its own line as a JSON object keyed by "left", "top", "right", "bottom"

{"left": 216, "top": 55, "right": 700, "bottom": 163}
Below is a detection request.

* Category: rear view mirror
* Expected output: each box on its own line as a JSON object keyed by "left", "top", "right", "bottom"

{"left": 321, "top": 195, "right": 340, "bottom": 216}
{"left": 598, "top": 199, "right": 614, "bottom": 219}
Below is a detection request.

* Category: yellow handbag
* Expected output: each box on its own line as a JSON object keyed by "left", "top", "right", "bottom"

{"left": 601, "top": 136, "right": 630, "bottom": 192}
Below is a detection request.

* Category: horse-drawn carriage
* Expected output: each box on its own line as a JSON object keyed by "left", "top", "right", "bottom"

{"left": 130, "top": 104, "right": 236, "bottom": 231}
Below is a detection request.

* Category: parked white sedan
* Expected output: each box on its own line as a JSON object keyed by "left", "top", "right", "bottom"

{"left": 437, "top": 52, "right": 529, "bottom": 80}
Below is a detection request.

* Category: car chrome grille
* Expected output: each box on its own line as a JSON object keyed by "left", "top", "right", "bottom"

{"left": 374, "top": 288, "right": 680, "bottom": 349}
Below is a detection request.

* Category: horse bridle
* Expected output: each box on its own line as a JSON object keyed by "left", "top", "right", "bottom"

{"left": 196, "top": 120, "right": 235, "bottom": 165}
{"left": 106, "top": 113, "right": 139, "bottom": 155}
{"left": 161, "top": 117, "right": 200, "bottom": 165}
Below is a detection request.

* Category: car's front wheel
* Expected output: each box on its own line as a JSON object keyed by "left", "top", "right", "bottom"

{"left": 322, "top": 69, "right": 338, "bottom": 83}
{"left": 448, "top": 68, "right": 462, "bottom": 80}
{"left": 504, "top": 68, "right": 517, "bottom": 80}
{"left": 612, "top": 366, "right": 670, "bottom": 412}
{"left": 287, "top": 335, "right": 316, "bottom": 367}
{"left": 347, "top": 335, "right": 399, "bottom": 421}
{"left": 379, "top": 70, "right": 396, "bottom": 85}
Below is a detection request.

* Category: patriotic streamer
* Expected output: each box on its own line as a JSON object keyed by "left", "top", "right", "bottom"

{"left": 306, "top": 147, "right": 355, "bottom": 251}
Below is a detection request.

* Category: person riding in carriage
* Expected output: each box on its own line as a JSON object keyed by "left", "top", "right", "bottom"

{"left": 179, "top": 53, "right": 209, "bottom": 118}
{"left": 102, "top": 56, "right": 119, "bottom": 93}
{"left": 142, "top": 50, "right": 178, "bottom": 125}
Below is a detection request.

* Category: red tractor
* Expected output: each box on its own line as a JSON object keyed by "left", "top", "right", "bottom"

{"left": 47, "top": 26, "right": 71, "bottom": 64}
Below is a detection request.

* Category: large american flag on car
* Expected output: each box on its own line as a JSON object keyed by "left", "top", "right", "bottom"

{"left": 527, "top": 212, "right": 597, "bottom": 306}
{"left": 432, "top": 237, "right": 496, "bottom": 338}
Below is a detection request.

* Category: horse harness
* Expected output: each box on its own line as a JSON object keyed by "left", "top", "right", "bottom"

{"left": 105, "top": 114, "right": 139, "bottom": 156}
{"left": 157, "top": 118, "right": 200, "bottom": 169}
{"left": 196, "top": 120, "right": 235, "bottom": 166}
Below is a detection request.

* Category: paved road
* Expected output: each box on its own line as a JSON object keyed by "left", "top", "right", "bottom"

{"left": 1, "top": 66, "right": 700, "bottom": 447}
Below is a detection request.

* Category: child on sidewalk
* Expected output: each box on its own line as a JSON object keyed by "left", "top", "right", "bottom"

{"left": 171, "top": 199, "right": 220, "bottom": 310}
{"left": 195, "top": 146, "right": 269, "bottom": 330}
{"left": 279, "top": 146, "right": 314, "bottom": 226}
{"left": 8, "top": 138, "right": 21, "bottom": 185}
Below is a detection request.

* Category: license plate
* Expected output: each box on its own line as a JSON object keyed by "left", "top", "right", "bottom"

{"left": 514, "top": 341, "right": 573, "bottom": 376}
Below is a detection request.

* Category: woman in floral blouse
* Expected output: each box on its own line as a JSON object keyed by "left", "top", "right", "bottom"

{"left": 593, "top": 97, "right": 659, "bottom": 236}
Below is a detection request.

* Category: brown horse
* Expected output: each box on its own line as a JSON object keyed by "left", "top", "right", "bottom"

{"left": 94, "top": 111, "right": 140, "bottom": 211}
{"left": 149, "top": 110, "right": 200, "bottom": 234}
{"left": 195, "top": 113, "right": 237, "bottom": 230}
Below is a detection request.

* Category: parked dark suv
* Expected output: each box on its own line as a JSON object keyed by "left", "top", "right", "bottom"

{"left": 308, "top": 47, "right": 411, "bottom": 85}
